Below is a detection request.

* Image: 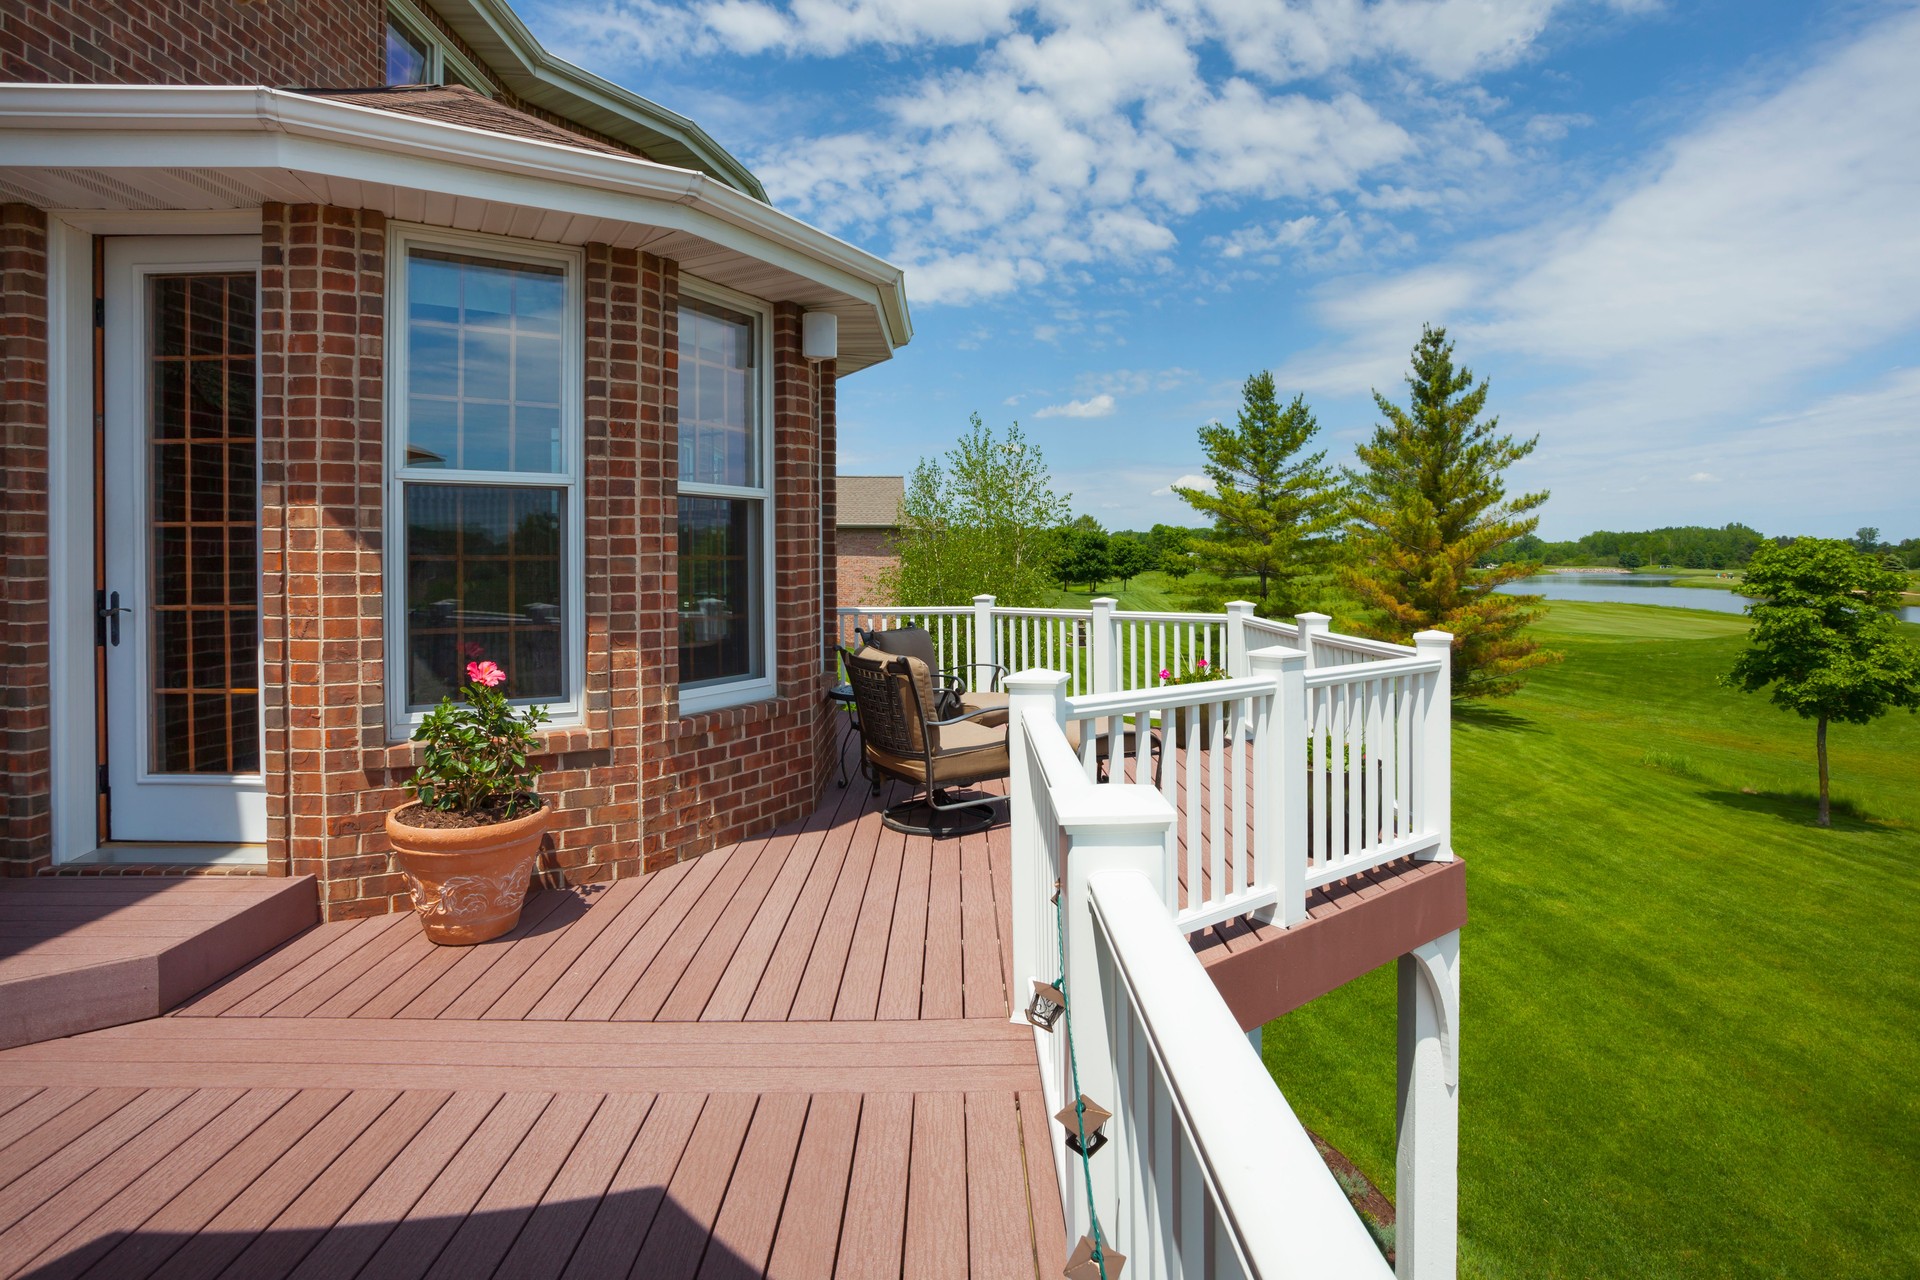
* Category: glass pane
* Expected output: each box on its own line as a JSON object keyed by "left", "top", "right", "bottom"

{"left": 677, "top": 300, "right": 758, "bottom": 488}
{"left": 404, "top": 484, "right": 566, "bottom": 710}
{"left": 405, "top": 249, "right": 568, "bottom": 475}
{"left": 386, "top": 20, "right": 430, "bottom": 86}
{"left": 678, "top": 496, "right": 762, "bottom": 687}
{"left": 146, "top": 272, "right": 259, "bottom": 775}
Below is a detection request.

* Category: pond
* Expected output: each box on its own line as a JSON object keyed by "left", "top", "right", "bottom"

{"left": 1494, "top": 573, "right": 1920, "bottom": 623}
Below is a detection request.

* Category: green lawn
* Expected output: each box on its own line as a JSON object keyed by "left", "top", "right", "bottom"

{"left": 1046, "top": 571, "right": 1193, "bottom": 612}
{"left": 1261, "top": 600, "right": 1920, "bottom": 1278}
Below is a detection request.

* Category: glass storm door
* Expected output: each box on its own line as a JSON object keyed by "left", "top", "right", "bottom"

{"left": 102, "top": 237, "right": 266, "bottom": 844}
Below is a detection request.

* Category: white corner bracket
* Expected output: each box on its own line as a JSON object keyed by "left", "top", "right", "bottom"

{"left": 1408, "top": 932, "right": 1461, "bottom": 1088}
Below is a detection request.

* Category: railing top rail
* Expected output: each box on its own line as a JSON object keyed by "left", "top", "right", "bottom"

{"left": 1302, "top": 653, "right": 1442, "bottom": 687}
{"left": 835, "top": 605, "right": 971, "bottom": 616}
{"left": 1088, "top": 870, "right": 1396, "bottom": 1279}
{"left": 992, "top": 606, "right": 1091, "bottom": 619}
{"left": 1313, "top": 631, "right": 1416, "bottom": 657}
{"left": 1019, "top": 704, "right": 1174, "bottom": 832}
{"left": 1244, "top": 616, "right": 1300, "bottom": 634}
{"left": 1103, "top": 608, "right": 1231, "bottom": 624}
{"left": 1065, "top": 672, "right": 1278, "bottom": 717}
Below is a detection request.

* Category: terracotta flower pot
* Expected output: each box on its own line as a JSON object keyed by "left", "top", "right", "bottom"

{"left": 385, "top": 801, "right": 551, "bottom": 945}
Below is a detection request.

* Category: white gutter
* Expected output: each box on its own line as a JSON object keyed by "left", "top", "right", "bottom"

{"left": 0, "top": 84, "right": 912, "bottom": 353}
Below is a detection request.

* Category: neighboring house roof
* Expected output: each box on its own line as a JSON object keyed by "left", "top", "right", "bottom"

{"left": 838, "top": 476, "right": 904, "bottom": 529}
{"left": 424, "top": 0, "right": 770, "bottom": 203}
{"left": 301, "top": 85, "right": 631, "bottom": 156}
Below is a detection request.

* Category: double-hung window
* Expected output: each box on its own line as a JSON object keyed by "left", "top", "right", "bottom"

{"left": 386, "top": 227, "right": 583, "bottom": 734}
{"left": 677, "top": 283, "right": 773, "bottom": 713}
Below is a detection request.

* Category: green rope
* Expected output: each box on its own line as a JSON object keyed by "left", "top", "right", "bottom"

{"left": 1056, "top": 887, "right": 1111, "bottom": 1280}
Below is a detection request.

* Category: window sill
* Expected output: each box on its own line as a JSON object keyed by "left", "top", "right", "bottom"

{"left": 678, "top": 676, "right": 777, "bottom": 718}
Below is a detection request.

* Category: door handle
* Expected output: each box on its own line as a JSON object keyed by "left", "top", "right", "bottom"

{"left": 96, "top": 590, "right": 130, "bottom": 647}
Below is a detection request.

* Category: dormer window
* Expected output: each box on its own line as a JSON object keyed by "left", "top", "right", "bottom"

{"left": 385, "top": 4, "right": 494, "bottom": 93}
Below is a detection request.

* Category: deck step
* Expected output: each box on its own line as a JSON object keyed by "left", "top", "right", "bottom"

{"left": 0, "top": 876, "right": 318, "bottom": 1049}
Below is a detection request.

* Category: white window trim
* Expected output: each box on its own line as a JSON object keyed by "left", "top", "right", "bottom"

{"left": 386, "top": 1, "right": 494, "bottom": 94}
{"left": 677, "top": 274, "right": 778, "bottom": 717}
{"left": 383, "top": 222, "right": 586, "bottom": 740}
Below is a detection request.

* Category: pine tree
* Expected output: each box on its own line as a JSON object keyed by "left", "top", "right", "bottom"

{"left": 1171, "top": 372, "right": 1338, "bottom": 608}
{"left": 1343, "top": 325, "right": 1557, "bottom": 698}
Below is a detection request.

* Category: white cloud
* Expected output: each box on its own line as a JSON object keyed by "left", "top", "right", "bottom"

{"left": 1687, "top": 472, "right": 1718, "bottom": 483}
{"left": 1275, "top": 4, "right": 1920, "bottom": 533}
{"left": 1152, "top": 472, "right": 1213, "bottom": 496}
{"left": 555, "top": 0, "right": 1612, "bottom": 305}
{"left": 1035, "top": 393, "right": 1118, "bottom": 418}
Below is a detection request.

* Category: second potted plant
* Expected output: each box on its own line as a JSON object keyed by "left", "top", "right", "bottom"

{"left": 386, "top": 660, "right": 553, "bottom": 945}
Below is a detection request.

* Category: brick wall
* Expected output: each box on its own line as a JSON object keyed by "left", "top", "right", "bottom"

{"left": 0, "top": 205, "right": 50, "bottom": 875}
{"left": 837, "top": 527, "right": 898, "bottom": 608}
{"left": 0, "top": 0, "right": 385, "bottom": 87}
{"left": 635, "top": 304, "right": 837, "bottom": 872}
{"left": 255, "top": 205, "right": 833, "bottom": 917}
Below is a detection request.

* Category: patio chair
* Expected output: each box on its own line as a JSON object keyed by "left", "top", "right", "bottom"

{"left": 860, "top": 624, "right": 1009, "bottom": 726}
{"left": 840, "top": 645, "right": 1010, "bottom": 837}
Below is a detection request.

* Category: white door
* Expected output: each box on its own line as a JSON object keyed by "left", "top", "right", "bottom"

{"left": 101, "top": 237, "right": 266, "bottom": 843}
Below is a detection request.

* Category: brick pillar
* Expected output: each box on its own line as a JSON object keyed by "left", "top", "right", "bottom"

{"left": 0, "top": 204, "right": 51, "bottom": 875}
{"left": 259, "top": 203, "right": 395, "bottom": 917}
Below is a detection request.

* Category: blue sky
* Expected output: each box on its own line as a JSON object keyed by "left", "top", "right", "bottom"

{"left": 527, "top": 0, "right": 1920, "bottom": 540}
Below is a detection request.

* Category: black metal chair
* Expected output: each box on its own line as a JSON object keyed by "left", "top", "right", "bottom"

{"left": 840, "top": 645, "right": 1010, "bottom": 836}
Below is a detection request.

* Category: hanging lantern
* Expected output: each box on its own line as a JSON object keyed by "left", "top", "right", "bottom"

{"left": 1026, "top": 979, "right": 1066, "bottom": 1031}
{"left": 1056, "top": 1094, "right": 1112, "bottom": 1157}
{"left": 1064, "top": 1235, "right": 1126, "bottom": 1280}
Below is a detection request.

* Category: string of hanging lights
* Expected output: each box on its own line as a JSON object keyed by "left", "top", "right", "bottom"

{"left": 1030, "top": 881, "right": 1124, "bottom": 1280}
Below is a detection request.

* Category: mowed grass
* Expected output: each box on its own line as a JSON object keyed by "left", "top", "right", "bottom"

{"left": 1261, "top": 601, "right": 1920, "bottom": 1279}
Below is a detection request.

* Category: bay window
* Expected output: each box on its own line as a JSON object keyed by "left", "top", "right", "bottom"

{"left": 386, "top": 228, "right": 582, "bottom": 733}
{"left": 677, "top": 287, "right": 773, "bottom": 711}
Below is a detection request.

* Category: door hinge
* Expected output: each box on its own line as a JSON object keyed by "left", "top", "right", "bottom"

{"left": 97, "top": 764, "right": 110, "bottom": 795}
{"left": 93, "top": 297, "right": 105, "bottom": 328}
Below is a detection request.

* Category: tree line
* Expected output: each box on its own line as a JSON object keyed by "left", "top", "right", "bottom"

{"left": 887, "top": 325, "right": 1557, "bottom": 698}
{"left": 1503, "top": 525, "right": 1920, "bottom": 571}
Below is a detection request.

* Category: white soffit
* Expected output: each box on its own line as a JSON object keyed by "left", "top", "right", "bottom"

{"left": 0, "top": 85, "right": 910, "bottom": 373}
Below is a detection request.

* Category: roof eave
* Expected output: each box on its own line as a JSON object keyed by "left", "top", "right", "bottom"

{"left": 429, "top": 0, "right": 771, "bottom": 203}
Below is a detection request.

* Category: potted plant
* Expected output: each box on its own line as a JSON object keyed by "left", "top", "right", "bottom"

{"left": 1161, "top": 656, "right": 1227, "bottom": 750}
{"left": 386, "top": 660, "right": 553, "bottom": 945}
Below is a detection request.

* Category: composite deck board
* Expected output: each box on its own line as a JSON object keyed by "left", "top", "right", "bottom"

{"left": 833, "top": 1092, "right": 912, "bottom": 1280}
{"left": 486, "top": 1090, "right": 652, "bottom": 1280}
{"left": 786, "top": 800, "right": 886, "bottom": 1022}
{"left": 429, "top": 887, "right": 595, "bottom": 1020}
{"left": 830, "top": 823, "right": 905, "bottom": 1022}
{"left": 904, "top": 1092, "right": 969, "bottom": 1279}
{"left": 697, "top": 1091, "right": 809, "bottom": 1278}
{"left": 556, "top": 1092, "right": 703, "bottom": 1280}
{"left": 515, "top": 871, "right": 687, "bottom": 1021}
{"left": 873, "top": 820, "right": 933, "bottom": 1021}
{"left": 762, "top": 1093, "right": 860, "bottom": 1280}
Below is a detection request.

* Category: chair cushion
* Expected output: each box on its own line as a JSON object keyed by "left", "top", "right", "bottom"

{"left": 867, "top": 717, "right": 1009, "bottom": 787}
{"left": 960, "top": 689, "right": 1010, "bottom": 727}
{"left": 866, "top": 627, "right": 966, "bottom": 718}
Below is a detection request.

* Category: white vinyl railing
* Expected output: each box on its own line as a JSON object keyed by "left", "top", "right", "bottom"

{"left": 837, "top": 596, "right": 1453, "bottom": 937}
{"left": 1009, "top": 695, "right": 1394, "bottom": 1278}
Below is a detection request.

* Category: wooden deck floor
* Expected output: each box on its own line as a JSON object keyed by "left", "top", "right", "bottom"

{"left": 0, "top": 728, "right": 1460, "bottom": 1278}
{"left": 0, "top": 766, "right": 1067, "bottom": 1279}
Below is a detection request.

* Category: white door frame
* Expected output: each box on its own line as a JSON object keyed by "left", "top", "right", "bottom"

{"left": 100, "top": 234, "right": 266, "bottom": 844}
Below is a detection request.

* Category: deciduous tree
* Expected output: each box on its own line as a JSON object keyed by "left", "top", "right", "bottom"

{"left": 1108, "top": 534, "right": 1154, "bottom": 590}
{"left": 1342, "top": 325, "right": 1558, "bottom": 698}
{"left": 1172, "top": 373, "right": 1338, "bottom": 607}
{"left": 885, "top": 416, "right": 1070, "bottom": 607}
{"left": 1724, "top": 538, "right": 1920, "bottom": 826}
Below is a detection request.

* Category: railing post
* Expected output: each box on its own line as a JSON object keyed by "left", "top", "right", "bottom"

{"left": 1059, "top": 789, "right": 1176, "bottom": 1256}
{"left": 1295, "top": 611, "right": 1330, "bottom": 671}
{"left": 972, "top": 594, "right": 998, "bottom": 693}
{"left": 1224, "top": 600, "right": 1255, "bottom": 679}
{"left": 1007, "top": 668, "right": 1070, "bottom": 1024}
{"left": 1413, "top": 630, "right": 1453, "bottom": 861}
{"left": 1089, "top": 596, "right": 1119, "bottom": 694}
{"left": 1250, "top": 645, "right": 1309, "bottom": 926}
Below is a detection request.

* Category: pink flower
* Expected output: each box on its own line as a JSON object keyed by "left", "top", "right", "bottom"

{"left": 1159, "top": 668, "right": 1171, "bottom": 681}
{"left": 466, "top": 661, "right": 506, "bottom": 688}
{"left": 1196, "top": 658, "right": 1208, "bottom": 668}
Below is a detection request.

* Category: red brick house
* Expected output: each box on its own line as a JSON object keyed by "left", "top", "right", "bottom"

{"left": 833, "top": 474, "right": 903, "bottom": 606}
{"left": 0, "top": 0, "right": 911, "bottom": 916}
